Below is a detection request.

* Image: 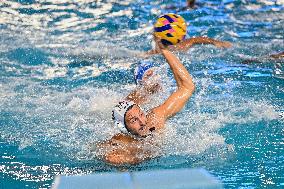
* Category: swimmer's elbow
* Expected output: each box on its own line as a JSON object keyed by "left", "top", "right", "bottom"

{"left": 183, "top": 81, "right": 195, "bottom": 94}
{"left": 189, "top": 82, "right": 195, "bottom": 92}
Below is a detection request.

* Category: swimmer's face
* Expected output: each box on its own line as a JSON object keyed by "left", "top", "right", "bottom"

{"left": 125, "top": 105, "right": 149, "bottom": 137}
{"left": 142, "top": 69, "right": 155, "bottom": 81}
{"left": 142, "top": 68, "right": 161, "bottom": 84}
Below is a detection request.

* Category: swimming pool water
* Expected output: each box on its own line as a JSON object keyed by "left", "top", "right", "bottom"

{"left": 0, "top": 0, "right": 283, "bottom": 188}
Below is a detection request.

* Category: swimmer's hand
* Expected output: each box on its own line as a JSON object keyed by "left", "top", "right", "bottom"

{"left": 143, "top": 83, "right": 161, "bottom": 94}
{"left": 154, "top": 36, "right": 167, "bottom": 51}
{"left": 214, "top": 41, "right": 232, "bottom": 48}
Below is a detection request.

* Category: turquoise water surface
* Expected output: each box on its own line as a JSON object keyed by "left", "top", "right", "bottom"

{"left": 0, "top": 0, "right": 283, "bottom": 188}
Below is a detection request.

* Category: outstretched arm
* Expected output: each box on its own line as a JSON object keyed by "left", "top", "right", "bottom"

{"left": 173, "top": 37, "right": 232, "bottom": 51}
{"left": 153, "top": 43, "right": 195, "bottom": 119}
{"left": 145, "top": 37, "right": 232, "bottom": 55}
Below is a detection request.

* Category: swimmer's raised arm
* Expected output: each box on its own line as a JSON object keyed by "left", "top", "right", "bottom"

{"left": 152, "top": 42, "right": 195, "bottom": 119}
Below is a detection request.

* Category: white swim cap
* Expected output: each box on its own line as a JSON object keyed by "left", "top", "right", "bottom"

{"left": 112, "top": 100, "right": 135, "bottom": 133}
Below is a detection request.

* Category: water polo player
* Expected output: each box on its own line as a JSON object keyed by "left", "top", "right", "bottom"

{"left": 146, "top": 13, "right": 232, "bottom": 55}
{"left": 134, "top": 60, "right": 158, "bottom": 86}
{"left": 97, "top": 39, "right": 195, "bottom": 165}
{"left": 132, "top": 60, "right": 162, "bottom": 98}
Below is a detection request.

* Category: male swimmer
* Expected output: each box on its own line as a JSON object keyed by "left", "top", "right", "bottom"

{"left": 134, "top": 60, "right": 158, "bottom": 86}
{"left": 128, "top": 60, "right": 162, "bottom": 104}
{"left": 97, "top": 40, "right": 195, "bottom": 165}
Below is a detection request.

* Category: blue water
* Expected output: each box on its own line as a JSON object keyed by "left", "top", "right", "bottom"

{"left": 0, "top": 0, "right": 283, "bottom": 188}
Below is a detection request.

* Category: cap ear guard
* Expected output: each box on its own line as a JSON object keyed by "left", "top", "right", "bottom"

{"left": 113, "top": 120, "right": 128, "bottom": 133}
{"left": 112, "top": 100, "right": 135, "bottom": 133}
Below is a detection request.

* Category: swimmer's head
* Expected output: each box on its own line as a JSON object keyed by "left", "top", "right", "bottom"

{"left": 112, "top": 100, "right": 150, "bottom": 137}
{"left": 134, "top": 60, "right": 155, "bottom": 85}
{"left": 134, "top": 60, "right": 161, "bottom": 86}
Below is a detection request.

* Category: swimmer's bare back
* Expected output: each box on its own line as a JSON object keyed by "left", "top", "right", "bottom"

{"left": 97, "top": 44, "right": 195, "bottom": 165}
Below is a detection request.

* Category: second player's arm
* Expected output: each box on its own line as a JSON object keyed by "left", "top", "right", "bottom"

{"left": 145, "top": 37, "right": 232, "bottom": 55}
{"left": 173, "top": 37, "right": 232, "bottom": 51}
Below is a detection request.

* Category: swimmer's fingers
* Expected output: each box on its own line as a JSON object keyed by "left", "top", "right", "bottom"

{"left": 154, "top": 36, "right": 166, "bottom": 51}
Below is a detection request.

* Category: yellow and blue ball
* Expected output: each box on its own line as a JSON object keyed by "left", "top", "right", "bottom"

{"left": 154, "top": 13, "right": 187, "bottom": 46}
